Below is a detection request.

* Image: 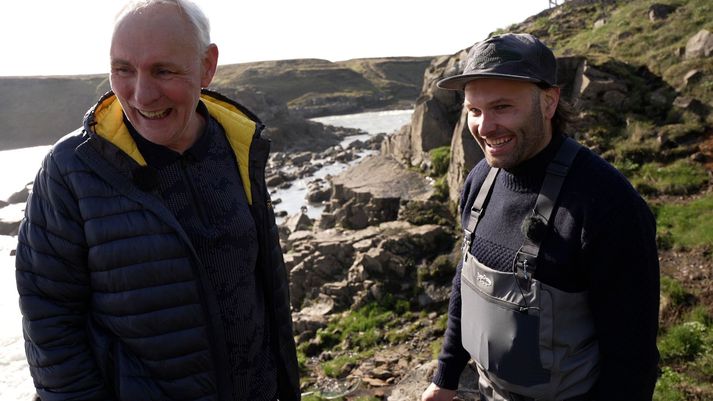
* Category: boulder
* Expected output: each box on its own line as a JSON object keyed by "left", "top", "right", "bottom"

{"left": 289, "top": 151, "right": 313, "bottom": 166}
{"left": 380, "top": 124, "right": 413, "bottom": 167}
{"left": 573, "top": 64, "right": 628, "bottom": 102}
{"left": 683, "top": 70, "right": 704, "bottom": 87}
{"left": 685, "top": 29, "right": 713, "bottom": 59}
{"left": 317, "top": 212, "right": 337, "bottom": 229}
{"left": 417, "top": 282, "right": 452, "bottom": 306}
{"left": 284, "top": 212, "right": 313, "bottom": 232}
{"left": 334, "top": 198, "right": 370, "bottom": 230}
{"left": 306, "top": 178, "right": 332, "bottom": 203}
{"left": 6, "top": 184, "right": 31, "bottom": 204}
{"left": 648, "top": 4, "right": 677, "bottom": 21}
{"left": 293, "top": 295, "right": 332, "bottom": 337}
{"left": 673, "top": 96, "right": 708, "bottom": 116}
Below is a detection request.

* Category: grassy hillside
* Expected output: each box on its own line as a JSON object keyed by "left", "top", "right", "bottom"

{"left": 507, "top": 0, "right": 712, "bottom": 105}
{"left": 0, "top": 57, "right": 431, "bottom": 151}
{"left": 213, "top": 57, "right": 433, "bottom": 117}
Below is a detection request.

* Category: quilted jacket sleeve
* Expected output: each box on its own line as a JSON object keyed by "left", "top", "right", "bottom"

{"left": 15, "top": 148, "right": 114, "bottom": 401}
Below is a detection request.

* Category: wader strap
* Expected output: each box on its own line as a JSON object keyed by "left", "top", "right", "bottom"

{"left": 515, "top": 137, "right": 582, "bottom": 280}
{"left": 463, "top": 167, "right": 499, "bottom": 256}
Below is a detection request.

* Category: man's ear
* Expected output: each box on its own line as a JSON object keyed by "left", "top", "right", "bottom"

{"left": 541, "top": 86, "right": 560, "bottom": 120}
{"left": 201, "top": 44, "right": 219, "bottom": 88}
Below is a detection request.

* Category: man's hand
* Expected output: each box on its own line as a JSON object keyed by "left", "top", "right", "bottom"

{"left": 421, "top": 382, "right": 457, "bottom": 401}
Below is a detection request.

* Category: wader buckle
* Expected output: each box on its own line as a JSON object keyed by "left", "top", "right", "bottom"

{"left": 514, "top": 247, "right": 537, "bottom": 282}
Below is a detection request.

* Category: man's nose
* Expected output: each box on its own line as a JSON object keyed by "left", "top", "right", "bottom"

{"left": 133, "top": 73, "right": 160, "bottom": 106}
{"left": 477, "top": 113, "right": 497, "bottom": 137}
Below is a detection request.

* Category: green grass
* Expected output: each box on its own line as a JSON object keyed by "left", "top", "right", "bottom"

{"left": 658, "top": 321, "right": 709, "bottom": 362}
{"left": 661, "top": 276, "right": 691, "bottom": 308}
{"left": 653, "top": 193, "right": 713, "bottom": 249}
{"left": 552, "top": 0, "right": 712, "bottom": 83}
{"left": 512, "top": 0, "right": 713, "bottom": 109}
{"left": 429, "top": 146, "right": 451, "bottom": 177}
{"left": 654, "top": 367, "right": 688, "bottom": 401}
{"left": 432, "top": 176, "right": 450, "bottom": 203}
{"left": 323, "top": 299, "right": 410, "bottom": 350}
{"left": 322, "top": 354, "right": 362, "bottom": 378}
{"left": 687, "top": 306, "right": 713, "bottom": 326}
{"left": 656, "top": 272, "right": 713, "bottom": 400}
{"left": 633, "top": 160, "right": 710, "bottom": 196}
{"left": 310, "top": 298, "right": 415, "bottom": 378}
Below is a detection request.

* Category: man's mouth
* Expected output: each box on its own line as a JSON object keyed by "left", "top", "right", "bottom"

{"left": 138, "top": 109, "right": 171, "bottom": 120}
{"left": 486, "top": 137, "right": 513, "bottom": 148}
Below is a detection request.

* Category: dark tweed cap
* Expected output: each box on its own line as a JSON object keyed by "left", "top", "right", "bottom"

{"left": 437, "top": 33, "right": 557, "bottom": 90}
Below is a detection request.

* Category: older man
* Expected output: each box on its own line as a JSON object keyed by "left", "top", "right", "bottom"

{"left": 422, "top": 33, "right": 660, "bottom": 401}
{"left": 15, "top": 1, "right": 299, "bottom": 400}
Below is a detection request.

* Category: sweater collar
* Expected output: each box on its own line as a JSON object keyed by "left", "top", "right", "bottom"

{"left": 126, "top": 101, "right": 216, "bottom": 168}
{"left": 501, "top": 133, "right": 565, "bottom": 192}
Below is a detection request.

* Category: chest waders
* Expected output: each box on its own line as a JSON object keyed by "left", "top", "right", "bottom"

{"left": 461, "top": 138, "right": 600, "bottom": 401}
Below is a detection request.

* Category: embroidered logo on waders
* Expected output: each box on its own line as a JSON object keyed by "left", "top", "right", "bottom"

{"left": 476, "top": 272, "right": 493, "bottom": 287}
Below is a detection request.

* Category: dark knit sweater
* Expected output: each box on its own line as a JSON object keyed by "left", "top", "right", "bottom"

{"left": 127, "top": 103, "right": 277, "bottom": 401}
{"left": 433, "top": 134, "right": 660, "bottom": 400}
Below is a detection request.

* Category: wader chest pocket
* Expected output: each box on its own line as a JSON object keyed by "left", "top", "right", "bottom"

{"left": 461, "top": 255, "right": 551, "bottom": 387}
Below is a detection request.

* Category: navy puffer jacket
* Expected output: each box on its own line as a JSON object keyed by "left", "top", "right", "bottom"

{"left": 15, "top": 90, "right": 300, "bottom": 401}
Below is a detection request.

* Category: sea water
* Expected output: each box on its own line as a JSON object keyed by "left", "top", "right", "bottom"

{"left": 273, "top": 109, "right": 412, "bottom": 221}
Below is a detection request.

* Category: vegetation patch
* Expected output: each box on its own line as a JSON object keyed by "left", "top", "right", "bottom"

{"left": 656, "top": 283, "right": 713, "bottom": 400}
{"left": 307, "top": 297, "right": 416, "bottom": 377}
{"left": 629, "top": 159, "right": 709, "bottom": 196}
{"left": 654, "top": 367, "right": 687, "bottom": 401}
{"left": 400, "top": 199, "right": 452, "bottom": 226}
{"left": 652, "top": 193, "right": 713, "bottom": 249}
{"left": 429, "top": 146, "right": 451, "bottom": 177}
{"left": 658, "top": 321, "right": 709, "bottom": 362}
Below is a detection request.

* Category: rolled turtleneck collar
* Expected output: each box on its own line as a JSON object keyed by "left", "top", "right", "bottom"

{"left": 125, "top": 101, "right": 215, "bottom": 168}
{"left": 501, "top": 133, "right": 566, "bottom": 193}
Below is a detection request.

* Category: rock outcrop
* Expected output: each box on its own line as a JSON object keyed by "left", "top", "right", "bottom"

{"left": 286, "top": 220, "right": 454, "bottom": 315}
{"left": 0, "top": 183, "right": 32, "bottom": 236}
{"left": 685, "top": 29, "right": 713, "bottom": 59}
{"left": 320, "top": 155, "right": 435, "bottom": 230}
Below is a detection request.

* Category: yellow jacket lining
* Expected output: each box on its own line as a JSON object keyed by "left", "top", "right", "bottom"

{"left": 91, "top": 94, "right": 256, "bottom": 204}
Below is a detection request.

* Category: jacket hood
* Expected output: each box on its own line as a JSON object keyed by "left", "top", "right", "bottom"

{"left": 84, "top": 89, "right": 263, "bottom": 204}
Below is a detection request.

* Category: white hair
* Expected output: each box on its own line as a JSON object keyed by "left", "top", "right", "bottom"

{"left": 114, "top": 0, "right": 211, "bottom": 51}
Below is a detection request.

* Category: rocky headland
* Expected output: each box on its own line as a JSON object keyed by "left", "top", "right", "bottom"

{"left": 0, "top": 57, "right": 431, "bottom": 152}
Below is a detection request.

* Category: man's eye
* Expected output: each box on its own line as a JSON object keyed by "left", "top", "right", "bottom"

{"left": 494, "top": 105, "right": 510, "bottom": 111}
{"left": 469, "top": 108, "right": 481, "bottom": 116}
{"left": 112, "top": 67, "right": 132, "bottom": 76}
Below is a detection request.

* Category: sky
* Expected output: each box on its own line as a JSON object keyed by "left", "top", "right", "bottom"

{"left": 0, "top": 0, "right": 551, "bottom": 77}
